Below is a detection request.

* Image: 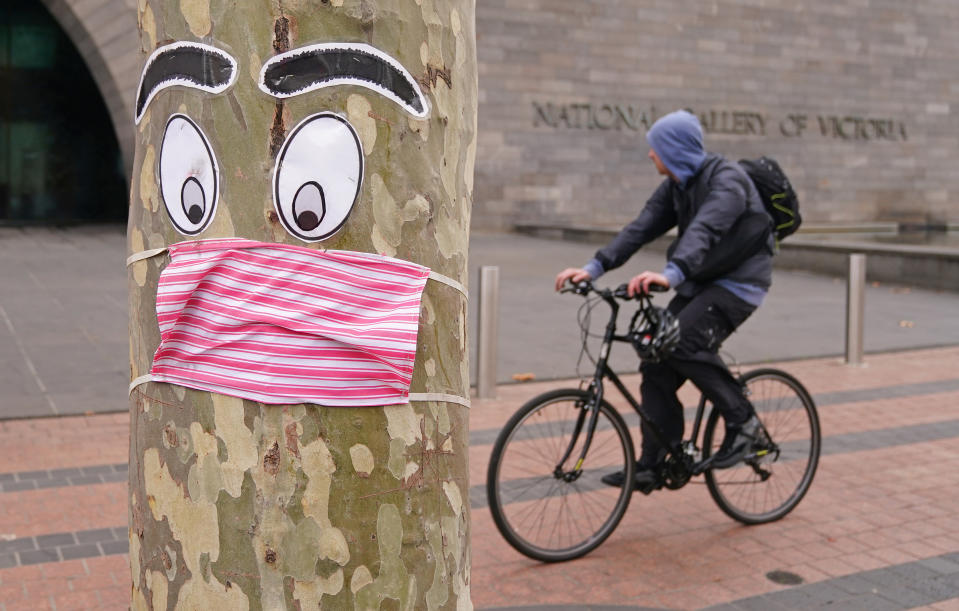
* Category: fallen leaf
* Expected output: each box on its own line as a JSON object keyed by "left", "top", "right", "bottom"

{"left": 899, "top": 320, "right": 915, "bottom": 328}
{"left": 511, "top": 372, "right": 536, "bottom": 382}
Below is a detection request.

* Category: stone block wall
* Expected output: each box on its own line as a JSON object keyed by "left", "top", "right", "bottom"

{"left": 473, "top": 0, "right": 959, "bottom": 230}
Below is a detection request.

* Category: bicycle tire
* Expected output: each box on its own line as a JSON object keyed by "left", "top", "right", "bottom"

{"left": 486, "top": 388, "right": 635, "bottom": 562}
{"left": 702, "top": 368, "right": 820, "bottom": 524}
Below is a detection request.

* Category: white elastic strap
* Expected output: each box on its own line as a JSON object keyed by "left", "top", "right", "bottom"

{"left": 427, "top": 271, "right": 468, "bottom": 300}
{"left": 126, "top": 247, "right": 168, "bottom": 266}
{"left": 407, "top": 393, "right": 471, "bottom": 409}
{"left": 126, "top": 246, "right": 467, "bottom": 300}
{"left": 130, "top": 376, "right": 470, "bottom": 408}
{"left": 129, "top": 374, "right": 154, "bottom": 394}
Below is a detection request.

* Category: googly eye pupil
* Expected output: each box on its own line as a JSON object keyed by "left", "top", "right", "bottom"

{"left": 273, "top": 113, "right": 363, "bottom": 242}
{"left": 293, "top": 182, "right": 326, "bottom": 232}
{"left": 181, "top": 177, "right": 207, "bottom": 225}
{"left": 297, "top": 211, "right": 320, "bottom": 231}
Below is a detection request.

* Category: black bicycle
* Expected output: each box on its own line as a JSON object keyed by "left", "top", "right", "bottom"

{"left": 485, "top": 281, "right": 821, "bottom": 562}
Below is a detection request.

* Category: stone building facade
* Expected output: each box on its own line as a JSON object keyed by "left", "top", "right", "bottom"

{"left": 472, "top": 0, "right": 957, "bottom": 230}
{"left": 9, "top": 0, "right": 959, "bottom": 229}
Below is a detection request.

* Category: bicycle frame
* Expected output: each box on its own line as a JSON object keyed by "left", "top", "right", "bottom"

{"left": 561, "top": 287, "right": 689, "bottom": 478}
{"left": 560, "top": 284, "right": 781, "bottom": 485}
{"left": 486, "top": 283, "right": 820, "bottom": 561}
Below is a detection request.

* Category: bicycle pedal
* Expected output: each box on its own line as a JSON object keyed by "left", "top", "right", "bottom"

{"left": 634, "top": 481, "right": 661, "bottom": 495}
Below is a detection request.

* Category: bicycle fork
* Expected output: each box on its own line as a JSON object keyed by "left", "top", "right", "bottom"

{"left": 551, "top": 381, "right": 604, "bottom": 482}
{"left": 553, "top": 306, "right": 622, "bottom": 482}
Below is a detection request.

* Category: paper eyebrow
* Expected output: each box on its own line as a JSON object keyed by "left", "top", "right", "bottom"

{"left": 136, "top": 42, "right": 238, "bottom": 124}
{"left": 258, "top": 43, "right": 430, "bottom": 119}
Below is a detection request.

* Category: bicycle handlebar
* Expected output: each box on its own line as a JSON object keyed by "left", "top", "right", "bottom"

{"left": 560, "top": 280, "right": 666, "bottom": 300}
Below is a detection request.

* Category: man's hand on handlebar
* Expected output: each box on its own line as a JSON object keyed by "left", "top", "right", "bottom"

{"left": 555, "top": 268, "right": 592, "bottom": 292}
{"left": 627, "top": 271, "right": 670, "bottom": 297}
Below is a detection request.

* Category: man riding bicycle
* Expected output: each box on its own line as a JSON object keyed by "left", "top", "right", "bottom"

{"left": 555, "top": 109, "right": 775, "bottom": 492}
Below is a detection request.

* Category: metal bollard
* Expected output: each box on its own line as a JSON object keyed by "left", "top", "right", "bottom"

{"left": 845, "top": 253, "right": 866, "bottom": 365}
{"left": 477, "top": 266, "right": 500, "bottom": 398}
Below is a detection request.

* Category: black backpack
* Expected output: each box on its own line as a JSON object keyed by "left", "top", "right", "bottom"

{"left": 739, "top": 156, "right": 801, "bottom": 241}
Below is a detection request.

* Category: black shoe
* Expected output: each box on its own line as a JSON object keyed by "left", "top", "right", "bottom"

{"left": 711, "top": 415, "right": 763, "bottom": 469}
{"left": 600, "top": 464, "right": 662, "bottom": 494}
{"left": 632, "top": 468, "right": 661, "bottom": 495}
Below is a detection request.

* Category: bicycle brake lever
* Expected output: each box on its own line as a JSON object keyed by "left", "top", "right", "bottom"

{"left": 573, "top": 280, "right": 592, "bottom": 295}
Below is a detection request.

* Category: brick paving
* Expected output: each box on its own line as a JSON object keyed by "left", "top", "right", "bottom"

{"left": 2, "top": 347, "right": 959, "bottom": 609}
{"left": 469, "top": 346, "right": 959, "bottom": 610}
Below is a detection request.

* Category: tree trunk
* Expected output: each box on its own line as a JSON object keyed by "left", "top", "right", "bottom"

{"left": 127, "top": 1, "right": 477, "bottom": 608}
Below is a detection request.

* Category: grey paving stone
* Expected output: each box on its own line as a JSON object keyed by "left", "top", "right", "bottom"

{"left": 717, "top": 553, "right": 959, "bottom": 611}
{"left": 918, "top": 556, "right": 959, "bottom": 575}
{"left": 485, "top": 607, "right": 667, "bottom": 611}
{"left": 900, "top": 576, "right": 958, "bottom": 602}
{"left": 760, "top": 587, "right": 822, "bottom": 609}
{"left": 35, "top": 478, "right": 70, "bottom": 489}
{"left": 831, "top": 574, "right": 882, "bottom": 596}
{"left": 0, "top": 473, "right": 15, "bottom": 482}
{"left": 111, "top": 527, "right": 128, "bottom": 540}
{"left": 870, "top": 582, "right": 935, "bottom": 608}
{"left": 59, "top": 543, "right": 103, "bottom": 561}
{"left": 35, "top": 533, "right": 76, "bottom": 548}
{"left": 68, "top": 475, "right": 104, "bottom": 486}
{"left": 49, "top": 467, "right": 83, "bottom": 479}
{"left": 709, "top": 596, "right": 791, "bottom": 611}
{"left": 81, "top": 465, "right": 116, "bottom": 476}
{"left": 99, "top": 540, "right": 129, "bottom": 555}
{"left": 18, "top": 548, "right": 60, "bottom": 565}
{"left": 2, "top": 481, "right": 37, "bottom": 492}
{"left": 857, "top": 567, "right": 903, "bottom": 586}
{"left": 821, "top": 593, "right": 902, "bottom": 611}
{"left": 16, "top": 470, "right": 50, "bottom": 480}
{"left": 76, "top": 528, "right": 120, "bottom": 544}
{"left": 887, "top": 561, "right": 941, "bottom": 582}
{"left": 0, "top": 538, "right": 36, "bottom": 553}
{"left": 887, "top": 569, "right": 959, "bottom": 602}
{"left": 773, "top": 582, "right": 851, "bottom": 608}
{"left": 0, "top": 553, "right": 17, "bottom": 569}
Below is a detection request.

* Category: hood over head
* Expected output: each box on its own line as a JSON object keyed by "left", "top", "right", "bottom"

{"left": 646, "top": 110, "right": 707, "bottom": 187}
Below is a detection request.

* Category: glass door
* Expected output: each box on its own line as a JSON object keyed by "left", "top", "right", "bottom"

{"left": 0, "top": 0, "right": 126, "bottom": 224}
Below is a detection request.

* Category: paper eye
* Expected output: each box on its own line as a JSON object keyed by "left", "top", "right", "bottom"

{"left": 158, "top": 114, "right": 219, "bottom": 235}
{"left": 273, "top": 113, "right": 363, "bottom": 242}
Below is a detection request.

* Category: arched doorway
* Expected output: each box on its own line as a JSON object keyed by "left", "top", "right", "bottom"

{"left": 0, "top": 0, "right": 126, "bottom": 223}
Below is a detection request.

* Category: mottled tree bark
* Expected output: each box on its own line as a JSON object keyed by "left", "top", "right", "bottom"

{"left": 127, "top": 1, "right": 477, "bottom": 608}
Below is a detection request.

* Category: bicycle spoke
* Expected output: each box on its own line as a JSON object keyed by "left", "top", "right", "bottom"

{"left": 704, "top": 370, "right": 820, "bottom": 524}
{"left": 487, "top": 391, "right": 634, "bottom": 561}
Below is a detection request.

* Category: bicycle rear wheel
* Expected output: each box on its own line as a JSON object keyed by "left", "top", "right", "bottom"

{"left": 703, "top": 368, "right": 820, "bottom": 524}
{"left": 486, "top": 389, "right": 635, "bottom": 562}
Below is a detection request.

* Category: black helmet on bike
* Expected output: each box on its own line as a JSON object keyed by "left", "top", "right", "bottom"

{"left": 630, "top": 305, "right": 680, "bottom": 362}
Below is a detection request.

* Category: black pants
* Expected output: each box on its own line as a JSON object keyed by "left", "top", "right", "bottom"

{"left": 637, "top": 284, "right": 757, "bottom": 465}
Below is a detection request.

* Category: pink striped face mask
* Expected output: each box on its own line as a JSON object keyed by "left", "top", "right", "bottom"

{"left": 147, "top": 238, "right": 431, "bottom": 407}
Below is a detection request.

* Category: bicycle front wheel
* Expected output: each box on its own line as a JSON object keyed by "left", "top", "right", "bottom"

{"left": 703, "top": 368, "right": 820, "bottom": 524}
{"left": 486, "top": 389, "right": 635, "bottom": 562}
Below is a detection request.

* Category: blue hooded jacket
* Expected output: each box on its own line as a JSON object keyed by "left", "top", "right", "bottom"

{"left": 645, "top": 110, "right": 707, "bottom": 187}
{"left": 582, "top": 110, "right": 773, "bottom": 305}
